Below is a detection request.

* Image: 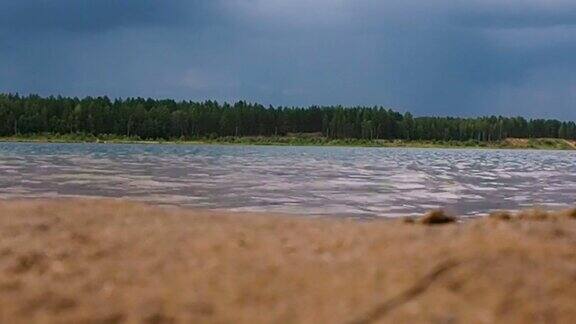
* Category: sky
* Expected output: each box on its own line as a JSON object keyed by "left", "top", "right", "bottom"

{"left": 1, "top": 0, "right": 576, "bottom": 119}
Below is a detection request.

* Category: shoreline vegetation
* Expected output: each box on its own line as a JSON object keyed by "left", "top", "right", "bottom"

{"left": 0, "top": 199, "right": 575, "bottom": 322}
{"left": 2, "top": 133, "right": 576, "bottom": 150}
{"left": 2, "top": 94, "right": 576, "bottom": 151}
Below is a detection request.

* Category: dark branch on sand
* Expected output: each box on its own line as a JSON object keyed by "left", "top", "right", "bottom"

{"left": 349, "top": 259, "right": 460, "bottom": 324}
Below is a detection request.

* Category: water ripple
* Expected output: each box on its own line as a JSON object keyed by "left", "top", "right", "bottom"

{"left": 1, "top": 142, "right": 575, "bottom": 217}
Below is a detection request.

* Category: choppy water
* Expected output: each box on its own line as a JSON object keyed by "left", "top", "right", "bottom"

{"left": 1, "top": 142, "right": 575, "bottom": 217}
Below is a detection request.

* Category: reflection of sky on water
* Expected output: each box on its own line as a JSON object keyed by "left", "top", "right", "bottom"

{"left": 1, "top": 142, "right": 575, "bottom": 217}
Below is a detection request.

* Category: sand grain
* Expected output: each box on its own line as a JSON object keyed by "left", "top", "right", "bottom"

{"left": 0, "top": 199, "right": 575, "bottom": 323}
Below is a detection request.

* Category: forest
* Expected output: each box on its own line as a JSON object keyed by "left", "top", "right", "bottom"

{"left": 1, "top": 93, "right": 575, "bottom": 141}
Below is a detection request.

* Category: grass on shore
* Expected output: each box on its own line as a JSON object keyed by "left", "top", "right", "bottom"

{"left": 1, "top": 133, "right": 575, "bottom": 150}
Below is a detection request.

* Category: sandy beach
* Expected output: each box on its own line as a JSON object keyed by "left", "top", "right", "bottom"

{"left": 0, "top": 199, "right": 575, "bottom": 323}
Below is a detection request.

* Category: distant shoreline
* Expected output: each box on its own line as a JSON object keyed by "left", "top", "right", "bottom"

{"left": 1, "top": 134, "right": 575, "bottom": 150}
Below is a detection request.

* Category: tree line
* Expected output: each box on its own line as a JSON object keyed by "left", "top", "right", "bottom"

{"left": 1, "top": 93, "right": 575, "bottom": 141}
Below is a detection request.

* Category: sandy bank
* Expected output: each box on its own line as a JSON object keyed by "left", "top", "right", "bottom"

{"left": 0, "top": 199, "right": 575, "bottom": 323}
{"left": 2, "top": 136, "right": 576, "bottom": 150}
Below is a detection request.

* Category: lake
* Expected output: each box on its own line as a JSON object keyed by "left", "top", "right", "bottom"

{"left": 0, "top": 142, "right": 575, "bottom": 217}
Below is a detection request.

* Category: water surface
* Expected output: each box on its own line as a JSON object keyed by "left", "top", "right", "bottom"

{"left": 1, "top": 142, "right": 575, "bottom": 217}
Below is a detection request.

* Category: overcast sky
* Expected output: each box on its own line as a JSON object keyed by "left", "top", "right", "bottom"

{"left": 1, "top": 0, "right": 576, "bottom": 118}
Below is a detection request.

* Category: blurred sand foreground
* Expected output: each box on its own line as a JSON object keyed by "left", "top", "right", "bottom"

{"left": 0, "top": 200, "right": 575, "bottom": 323}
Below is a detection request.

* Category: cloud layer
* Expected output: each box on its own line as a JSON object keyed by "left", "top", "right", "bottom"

{"left": 1, "top": 0, "right": 575, "bottom": 118}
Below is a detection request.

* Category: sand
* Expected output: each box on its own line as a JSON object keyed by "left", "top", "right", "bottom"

{"left": 0, "top": 199, "right": 575, "bottom": 323}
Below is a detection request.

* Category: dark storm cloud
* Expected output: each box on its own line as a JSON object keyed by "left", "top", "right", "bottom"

{"left": 455, "top": 7, "right": 576, "bottom": 29}
{"left": 0, "top": 0, "right": 210, "bottom": 33}
{"left": 1, "top": 0, "right": 576, "bottom": 119}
